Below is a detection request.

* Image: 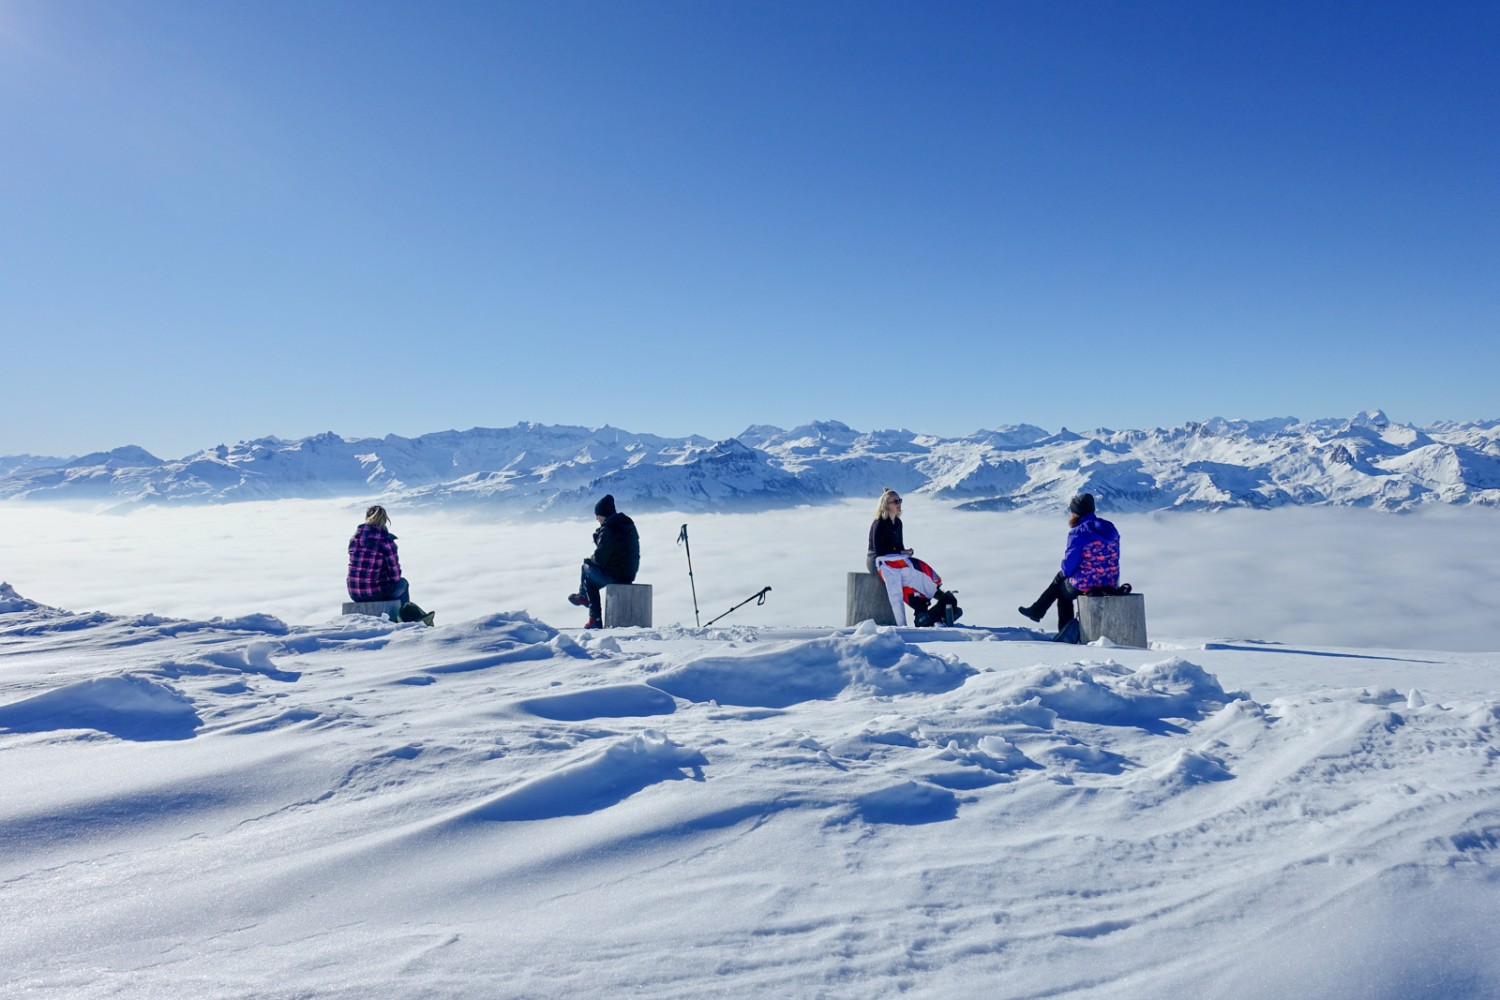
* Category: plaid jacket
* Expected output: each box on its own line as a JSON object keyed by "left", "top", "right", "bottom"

{"left": 347, "top": 524, "right": 402, "bottom": 600}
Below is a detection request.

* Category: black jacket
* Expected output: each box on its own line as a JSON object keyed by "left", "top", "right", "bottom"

{"left": 869, "top": 517, "right": 904, "bottom": 558}
{"left": 592, "top": 512, "right": 640, "bottom": 583}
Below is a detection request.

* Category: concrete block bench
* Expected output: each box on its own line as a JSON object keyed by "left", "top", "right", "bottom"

{"left": 846, "top": 571, "right": 896, "bottom": 627}
{"left": 342, "top": 599, "right": 402, "bottom": 622}
{"left": 1077, "top": 593, "right": 1148, "bottom": 648}
{"left": 603, "top": 583, "right": 653, "bottom": 628}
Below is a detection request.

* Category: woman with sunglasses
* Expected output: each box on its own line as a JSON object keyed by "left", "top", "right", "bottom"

{"left": 867, "top": 488, "right": 912, "bottom": 573}
{"left": 867, "top": 489, "right": 961, "bottom": 626}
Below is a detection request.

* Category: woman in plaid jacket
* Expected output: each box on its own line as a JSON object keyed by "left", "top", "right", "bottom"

{"left": 347, "top": 505, "right": 434, "bottom": 625}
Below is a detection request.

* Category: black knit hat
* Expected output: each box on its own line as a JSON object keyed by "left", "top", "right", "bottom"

{"left": 1069, "top": 492, "right": 1096, "bottom": 516}
{"left": 594, "top": 494, "right": 617, "bottom": 517}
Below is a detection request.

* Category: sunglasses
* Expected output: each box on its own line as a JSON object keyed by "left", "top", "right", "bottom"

{"left": 889, "top": 498, "right": 903, "bottom": 504}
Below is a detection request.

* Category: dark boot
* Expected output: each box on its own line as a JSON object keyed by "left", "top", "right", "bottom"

{"left": 1022, "top": 572, "right": 1071, "bottom": 624}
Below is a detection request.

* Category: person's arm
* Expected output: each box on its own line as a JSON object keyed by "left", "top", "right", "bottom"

{"left": 1060, "top": 528, "right": 1084, "bottom": 577}
{"left": 593, "top": 522, "right": 616, "bottom": 565}
{"left": 385, "top": 536, "right": 403, "bottom": 583}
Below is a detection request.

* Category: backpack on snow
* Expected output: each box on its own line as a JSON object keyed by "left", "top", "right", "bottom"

{"left": 907, "top": 587, "right": 963, "bottom": 628}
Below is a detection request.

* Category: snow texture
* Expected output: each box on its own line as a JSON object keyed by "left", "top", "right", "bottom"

{"left": 2, "top": 585, "right": 1497, "bottom": 998}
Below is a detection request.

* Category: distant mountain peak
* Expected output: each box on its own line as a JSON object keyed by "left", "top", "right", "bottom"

{"left": 3, "top": 413, "right": 1497, "bottom": 514}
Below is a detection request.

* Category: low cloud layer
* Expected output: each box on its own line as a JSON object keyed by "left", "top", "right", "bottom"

{"left": 2, "top": 500, "right": 1497, "bottom": 651}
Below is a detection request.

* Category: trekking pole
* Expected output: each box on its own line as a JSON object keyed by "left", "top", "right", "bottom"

{"left": 676, "top": 524, "right": 701, "bottom": 627}
{"left": 703, "top": 586, "right": 771, "bottom": 628}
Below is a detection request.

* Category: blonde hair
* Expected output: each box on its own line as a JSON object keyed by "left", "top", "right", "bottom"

{"left": 364, "top": 504, "right": 390, "bottom": 529}
{"left": 875, "top": 488, "right": 902, "bottom": 520}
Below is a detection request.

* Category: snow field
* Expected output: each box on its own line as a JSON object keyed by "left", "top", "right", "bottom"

{"left": 2, "top": 585, "right": 1497, "bottom": 998}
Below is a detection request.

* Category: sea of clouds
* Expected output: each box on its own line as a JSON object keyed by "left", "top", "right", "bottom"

{"left": 3, "top": 499, "right": 1498, "bottom": 651}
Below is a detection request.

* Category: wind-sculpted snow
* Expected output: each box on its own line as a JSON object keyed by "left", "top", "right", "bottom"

{"left": 0, "top": 581, "right": 66, "bottom": 617}
{"left": 3, "top": 585, "right": 1499, "bottom": 999}
{"left": 3, "top": 410, "right": 1497, "bottom": 512}
{"left": 991, "top": 656, "right": 1247, "bottom": 729}
{"left": 646, "top": 621, "right": 977, "bottom": 708}
{"left": 0, "top": 675, "right": 200, "bottom": 741}
{"left": 457, "top": 730, "right": 708, "bottom": 822}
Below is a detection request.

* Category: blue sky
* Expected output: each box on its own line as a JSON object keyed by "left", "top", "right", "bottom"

{"left": 2, "top": 0, "right": 1495, "bottom": 459}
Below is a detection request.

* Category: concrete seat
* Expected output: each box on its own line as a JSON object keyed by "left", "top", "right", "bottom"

{"left": 342, "top": 599, "right": 402, "bottom": 622}
{"left": 846, "top": 571, "right": 896, "bottom": 627}
{"left": 603, "top": 583, "right": 653, "bottom": 628}
{"left": 1077, "top": 593, "right": 1148, "bottom": 648}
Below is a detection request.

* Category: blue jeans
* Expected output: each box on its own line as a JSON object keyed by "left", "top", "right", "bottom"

{"left": 578, "top": 560, "right": 619, "bottom": 620}
{"left": 354, "top": 577, "right": 410, "bottom": 605}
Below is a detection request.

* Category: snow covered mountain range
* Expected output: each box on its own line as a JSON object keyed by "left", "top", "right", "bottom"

{"left": 3, "top": 410, "right": 1498, "bottom": 514}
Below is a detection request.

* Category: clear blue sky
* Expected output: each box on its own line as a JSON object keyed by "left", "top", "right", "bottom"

{"left": 2, "top": 0, "right": 1495, "bottom": 458}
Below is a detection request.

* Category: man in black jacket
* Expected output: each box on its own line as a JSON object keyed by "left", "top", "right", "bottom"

{"left": 567, "top": 494, "right": 640, "bottom": 627}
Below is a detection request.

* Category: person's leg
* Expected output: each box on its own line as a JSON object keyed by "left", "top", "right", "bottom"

{"left": 1020, "top": 572, "right": 1065, "bottom": 622}
{"left": 875, "top": 556, "right": 908, "bottom": 625}
{"left": 907, "top": 567, "right": 939, "bottom": 604}
{"left": 1056, "top": 577, "right": 1080, "bottom": 629}
{"left": 581, "top": 560, "right": 617, "bottom": 624}
{"left": 366, "top": 577, "right": 411, "bottom": 604}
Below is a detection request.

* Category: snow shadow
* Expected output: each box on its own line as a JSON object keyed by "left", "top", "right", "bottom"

{"left": 1202, "top": 642, "right": 1439, "bottom": 664}
{"left": 0, "top": 675, "right": 201, "bottom": 741}
{"left": 648, "top": 623, "right": 976, "bottom": 709}
{"left": 517, "top": 684, "right": 677, "bottom": 722}
{"left": 458, "top": 730, "right": 707, "bottom": 822}
{"left": 994, "top": 657, "right": 1246, "bottom": 732}
{"left": 160, "top": 641, "right": 301, "bottom": 683}
{"left": 416, "top": 614, "right": 592, "bottom": 676}
{"left": 851, "top": 781, "right": 960, "bottom": 825}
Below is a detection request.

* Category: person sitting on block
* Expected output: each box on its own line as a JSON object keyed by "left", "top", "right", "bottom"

{"left": 1017, "top": 492, "right": 1121, "bottom": 631}
{"left": 347, "top": 504, "right": 435, "bottom": 625}
{"left": 567, "top": 494, "right": 640, "bottom": 628}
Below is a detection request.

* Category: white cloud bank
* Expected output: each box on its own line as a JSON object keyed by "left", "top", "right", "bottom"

{"left": 3, "top": 499, "right": 1498, "bottom": 650}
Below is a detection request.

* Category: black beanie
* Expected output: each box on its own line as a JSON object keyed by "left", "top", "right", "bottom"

{"left": 594, "top": 494, "right": 616, "bottom": 517}
{"left": 1069, "top": 493, "right": 1096, "bottom": 516}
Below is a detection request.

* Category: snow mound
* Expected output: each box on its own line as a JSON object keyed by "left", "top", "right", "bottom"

{"left": 518, "top": 683, "right": 678, "bottom": 722}
{"left": 648, "top": 624, "right": 977, "bottom": 708}
{"left": 200, "top": 641, "right": 301, "bottom": 682}
{"left": 995, "top": 657, "right": 1246, "bottom": 728}
{"left": 411, "top": 612, "right": 593, "bottom": 675}
{"left": 0, "top": 674, "right": 200, "bottom": 741}
{"left": 852, "top": 780, "right": 960, "bottom": 825}
{"left": 457, "top": 729, "right": 708, "bottom": 822}
{"left": 0, "top": 581, "right": 67, "bottom": 617}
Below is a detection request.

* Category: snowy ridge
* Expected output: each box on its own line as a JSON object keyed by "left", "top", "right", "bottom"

{"left": 3, "top": 410, "right": 1498, "bottom": 513}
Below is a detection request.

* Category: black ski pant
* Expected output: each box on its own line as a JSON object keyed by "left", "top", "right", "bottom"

{"left": 1027, "top": 572, "right": 1082, "bottom": 629}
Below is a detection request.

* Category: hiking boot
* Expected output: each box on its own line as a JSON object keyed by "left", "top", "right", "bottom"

{"left": 567, "top": 593, "right": 589, "bottom": 607}
{"left": 585, "top": 617, "right": 602, "bottom": 629}
{"left": 1017, "top": 605, "right": 1043, "bottom": 623}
